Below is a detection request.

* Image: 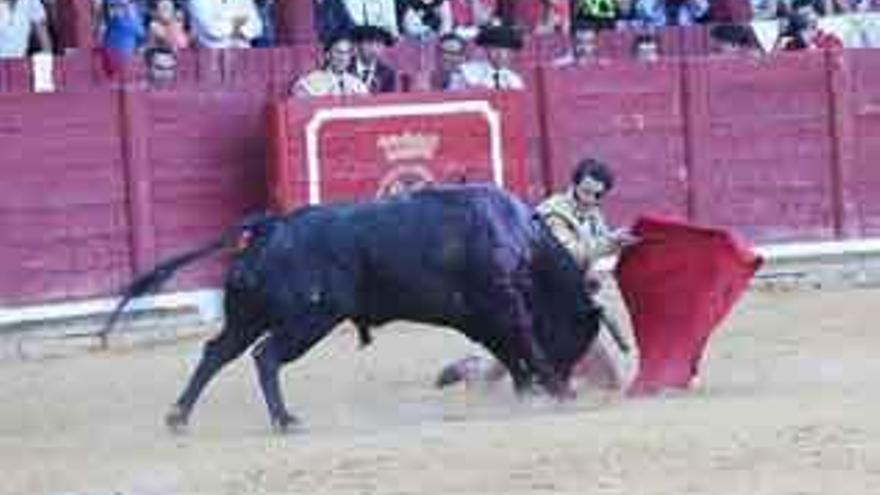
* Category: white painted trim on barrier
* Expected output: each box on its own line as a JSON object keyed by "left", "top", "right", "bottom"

{"left": 4, "top": 238, "right": 880, "bottom": 327}
{"left": 0, "top": 289, "right": 223, "bottom": 327}
{"left": 592, "top": 238, "right": 880, "bottom": 273}
{"left": 304, "top": 100, "right": 504, "bottom": 205}
{"left": 755, "top": 238, "right": 880, "bottom": 260}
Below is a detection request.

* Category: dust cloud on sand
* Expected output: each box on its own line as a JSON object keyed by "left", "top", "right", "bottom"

{"left": 2, "top": 288, "right": 879, "bottom": 494}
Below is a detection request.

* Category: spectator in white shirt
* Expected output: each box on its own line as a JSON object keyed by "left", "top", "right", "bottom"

{"left": 452, "top": 23, "right": 524, "bottom": 90}
{"left": 187, "top": 0, "right": 263, "bottom": 48}
{"left": 343, "top": 0, "right": 399, "bottom": 38}
{"left": 290, "top": 34, "right": 369, "bottom": 97}
{"left": 552, "top": 21, "right": 603, "bottom": 67}
{"left": 399, "top": 0, "right": 454, "bottom": 40}
{"left": 0, "top": 0, "right": 53, "bottom": 59}
{"left": 632, "top": 31, "right": 661, "bottom": 61}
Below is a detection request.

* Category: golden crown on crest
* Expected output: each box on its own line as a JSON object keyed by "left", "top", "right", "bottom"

{"left": 376, "top": 132, "right": 441, "bottom": 162}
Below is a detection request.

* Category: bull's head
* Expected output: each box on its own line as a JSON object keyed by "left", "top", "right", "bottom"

{"left": 528, "top": 222, "right": 605, "bottom": 393}
{"left": 538, "top": 294, "right": 603, "bottom": 391}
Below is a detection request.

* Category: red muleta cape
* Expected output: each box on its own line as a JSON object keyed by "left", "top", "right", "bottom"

{"left": 614, "top": 215, "right": 763, "bottom": 395}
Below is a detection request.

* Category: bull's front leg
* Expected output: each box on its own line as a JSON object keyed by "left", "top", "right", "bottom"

{"left": 520, "top": 329, "right": 575, "bottom": 400}
{"left": 512, "top": 319, "right": 573, "bottom": 399}
{"left": 353, "top": 317, "right": 374, "bottom": 348}
{"left": 501, "top": 279, "right": 574, "bottom": 401}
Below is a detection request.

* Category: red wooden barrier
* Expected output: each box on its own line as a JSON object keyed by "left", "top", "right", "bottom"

{"left": 47, "top": 46, "right": 321, "bottom": 94}
{"left": 0, "top": 58, "right": 31, "bottom": 93}
{"left": 269, "top": 44, "right": 322, "bottom": 97}
{"left": 0, "top": 92, "right": 131, "bottom": 304}
{"left": 843, "top": 49, "right": 880, "bottom": 237}
{"left": 670, "top": 26, "right": 712, "bottom": 57}
{"left": 0, "top": 87, "right": 268, "bottom": 304}
{"left": 133, "top": 90, "right": 268, "bottom": 289}
{"left": 538, "top": 59, "right": 690, "bottom": 227}
{"left": 687, "top": 52, "right": 837, "bottom": 241}
{"left": 3, "top": 49, "right": 880, "bottom": 307}
{"left": 268, "top": 91, "right": 528, "bottom": 210}
{"left": 55, "top": 50, "right": 104, "bottom": 91}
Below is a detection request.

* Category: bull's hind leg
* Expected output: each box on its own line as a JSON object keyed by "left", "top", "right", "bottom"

{"left": 165, "top": 290, "right": 266, "bottom": 432}
{"left": 252, "top": 312, "right": 341, "bottom": 433}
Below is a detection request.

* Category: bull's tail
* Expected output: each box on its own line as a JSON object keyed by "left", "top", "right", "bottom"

{"left": 97, "top": 213, "right": 277, "bottom": 347}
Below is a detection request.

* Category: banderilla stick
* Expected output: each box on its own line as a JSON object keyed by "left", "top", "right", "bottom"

{"left": 598, "top": 307, "right": 631, "bottom": 354}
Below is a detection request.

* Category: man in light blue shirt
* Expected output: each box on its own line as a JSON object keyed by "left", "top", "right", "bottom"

{"left": 634, "top": 0, "right": 710, "bottom": 27}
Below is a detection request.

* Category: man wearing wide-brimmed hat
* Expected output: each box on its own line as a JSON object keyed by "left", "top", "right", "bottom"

{"left": 351, "top": 24, "right": 398, "bottom": 93}
{"left": 451, "top": 23, "right": 525, "bottom": 90}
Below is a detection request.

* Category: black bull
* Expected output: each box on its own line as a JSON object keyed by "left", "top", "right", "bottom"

{"left": 102, "top": 185, "right": 602, "bottom": 432}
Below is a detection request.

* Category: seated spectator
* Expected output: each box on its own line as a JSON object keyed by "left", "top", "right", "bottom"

{"left": 750, "top": 0, "right": 781, "bottom": 19}
{"left": 315, "top": 0, "right": 355, "bottom": 46}
{"left": 144, "top": 45, "right": 177, "bottom": 87}
{"left": 631, "top": 31, "right": 660, "bottom": 61}
{"left": 615, "top": 0, "right": 644, "bottom": 28}
{"left": 851, "top": 0, "right": 876, "bottom": 11}
{"left": 553, "top": 20, "right": 602, "bottom": 66}
{"left": 344, "top": 0, "right": 399, "bottom": 38}
{"left": 850, "top": 3, "right": 880, "bottom": 47}
{"left": 775, "top": 9, "right": 843, "bottom": 50}
{"left": 707, "top": 0, "right": 753, "bottom": 22}
{"left": 790, "top": 0, "right": 823, "bottom": 16}
{"left": 448, "top": 0, "right": 496, "bottom": 37}
{"left": 634, "top": 0, "right": 709, "bottom": 27}
{"left": 425, "top": 31, "right": 468, "bottom": 90}
{"left": 572, "top": 0, "right": 619, "bottom": 31}
{"left": 816, "top": 0, "right": 848, "bottom": 16}
{"left": 398, "top": 0, "right": 454, "bottom": 40}
{"left": 0, "top": 0, "right": 53, "bottom": 59}
{"left": 534, "top": 0, "right": 570, "bottom": 34}
{"left": 290, "top": 34, "right": 368, "bottom": 97}
{"left": 252, "top": 0, "right": 275, "bottom": 47}
{"left": 188, "top": 0, "right": 263, "bottom": 48}
{"left": 453, "top": 23, "right": 524, "bottom": 90}
{"left": 711, "top": 22, "right": 761, "bottom": 55}
{"left": 40, "top": 0, "right": 61, "bottom": 53}
{"left": 776, "top": 0, "right": 824, "bottom": 17}
{"left": 351, "top": 24, "right": 397, "bottom": 93}
{"left": 99, "top": 0, "right": 146, "bottom": 77}
{"left": 147, "top": 0, "right": 190, "bottom": 51}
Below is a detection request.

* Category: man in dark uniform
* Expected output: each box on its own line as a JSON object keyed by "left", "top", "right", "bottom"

{"left": 351, "top": 24, "right": 398, "bottom": 93}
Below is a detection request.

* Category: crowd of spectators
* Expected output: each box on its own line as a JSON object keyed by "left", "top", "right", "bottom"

{"left": 0, "top": 0, "right": 877, "bottom": 90}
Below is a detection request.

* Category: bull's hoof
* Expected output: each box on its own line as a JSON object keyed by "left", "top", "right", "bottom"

{"left": 435, "top": 363, "right": 466, "bottom": 388}
{"left": 553, "top": 385, "right": 577, "bottom": 402}
{"left": 541, "top": 378, "right": 576, "bottom": 402}
{"left": 271, "top": 413, "right": 300, "bottom": 434}
{"left": 435, "top": 356, "right": 491, "bottom": 388}
{"left": 164, "top": 405, "right": 189, "bottom": 434}
{"left": 513, "top": 382, "right": 538, "bottom": 399}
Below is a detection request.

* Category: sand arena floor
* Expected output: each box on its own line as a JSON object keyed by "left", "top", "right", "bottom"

{"left": 2, "top": 287, "right": 879, "bottom": 494}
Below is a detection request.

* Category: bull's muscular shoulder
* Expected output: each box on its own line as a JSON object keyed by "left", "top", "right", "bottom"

{"left": 409, "top": 183, "right": 518, "bottom": 203}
